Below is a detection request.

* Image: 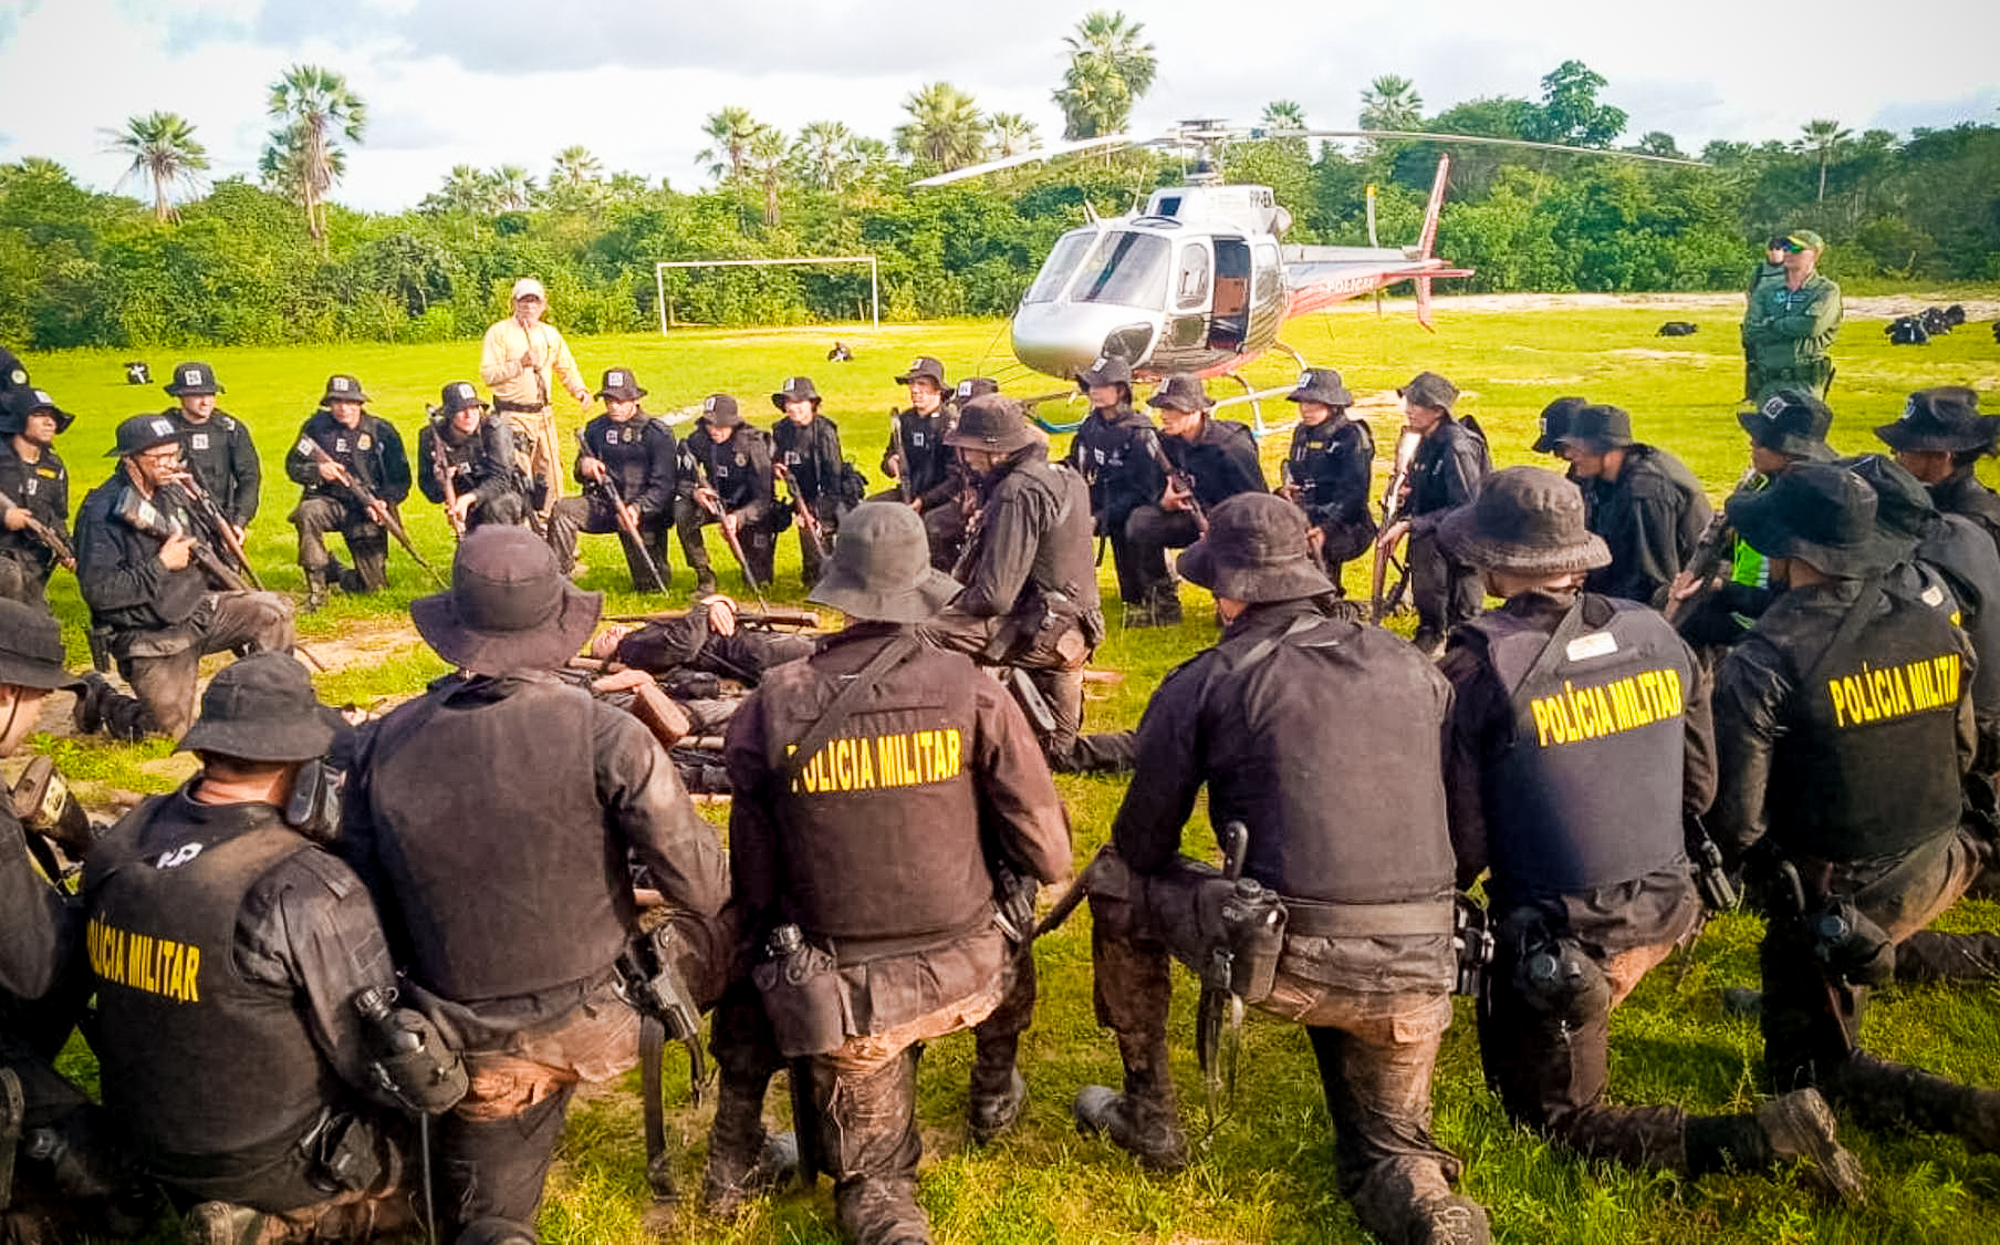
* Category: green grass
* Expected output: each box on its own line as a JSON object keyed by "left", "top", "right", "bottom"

{"left": 18, "top": 301, "right": 2000, "bottom": 1242}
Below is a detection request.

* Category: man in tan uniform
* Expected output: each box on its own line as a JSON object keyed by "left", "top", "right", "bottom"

{"left": 479, "top": 277, "right": 589, "bottom": 522}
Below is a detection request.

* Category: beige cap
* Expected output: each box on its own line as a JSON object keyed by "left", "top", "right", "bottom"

{"left": 511, "top": 277, "right": 547, "bottom": 301}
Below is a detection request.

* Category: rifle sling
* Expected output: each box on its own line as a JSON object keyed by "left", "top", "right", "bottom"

{"left": 784, "top": 633, "right": 923, "bottom": 783}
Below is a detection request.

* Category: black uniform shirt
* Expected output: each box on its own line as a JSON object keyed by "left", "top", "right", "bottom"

{"left": 1285, "top": 415, "right": 1373, "bottom": 529}
{"left": 166, "top": 409, "right": 262, "bottom": 528}
{"left": 418, "top": 415, "right": 520, "bottom": 509}
{"left": 953, "top": 447, "right": 1098, "bottom": 618}
{"left": 1065, "top": 404, "right": 1165, "bottom": 530}
{"left": 1931, "top": 468, "right": 2000, "bottom": 561}
{"left": 772, "top": 415, "right": 845, "bottom": 504}
{"left": 880, "top": 405, "right": 960, "bottom": 510}
{"left": 1406, "top": 418, "right": 1489, "bottom": 532}
{"left": 74, "top": 471, "right": 209, "bottom": 634}
{"left": 1, "top": 805, "right": 72, "bottom": 1001}
{"left": 1582, "top": 444, "right": 1712, "bottom": 606}
{"left": 682, "top": 421, "right": 776, "bottom": 526}
{"left": 0, "top": 440, "right": 69, "bottom": 576}
{"left": 1161, "top": 417, "right": 1265, "bottom": 510}
{"left": 576, "top": 412, "right": 676, "bottom": 518}
{"left": 284, "top": 409, "right": 412, "bottom": 511}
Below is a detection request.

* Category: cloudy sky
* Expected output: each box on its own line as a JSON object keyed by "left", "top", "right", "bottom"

{"left": 2, "top": 0, "right": 1996, "bottom": 213}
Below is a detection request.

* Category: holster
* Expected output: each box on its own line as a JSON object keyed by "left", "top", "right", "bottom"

{"left": 751, "top": 936, "right": 848, "bottom": 1059}
{"left": 617, "top": 925, "right": 706, "bottom": 1057}
{"left": 1494, "top": 906, "right": 1609, "bottom": 1026}
{"left": 1002, "top": 590, "right": 1099, "bottom": 671}
{"left": 86, "top": 626, "right": 114, "bottom": 674}
{"left": 1116, "top": 855, "right": 1288, "bottom": 1006}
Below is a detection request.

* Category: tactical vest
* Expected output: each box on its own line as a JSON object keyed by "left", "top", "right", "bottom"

{"left": 994, "top": 457, "right": 1099, "bottom": 609}
{"left": 360, "top": 679, "right": 631, "bottom": 1000}
{"left": 1770, "top": 584, "right": 1965, "bottom": 861}
{"left": 168, "top": 410, "right": 244, "bottom": 512}
{"left": 298, "top": 411, "right": 396, "bottom": 497}
{"left": 1917, "top": 515, "right": 2000, "bottom": 733}
{"left": 894, "top": 408, "right": 954, "bottom": 497}
{"left": 86, "top": 799, "right": 338, "bottom": 1171}
{"left": 1464, "top": 597, "right": 1691, "bottom": 893}
{"left": 759, "top": 642, "right": 994, "bottom": 942}
{"left": 586, "top": 413, "right": 670, "bottom": 499}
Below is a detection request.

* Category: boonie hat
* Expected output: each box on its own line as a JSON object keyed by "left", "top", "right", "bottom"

{"left": 1558, "top": 405, "right": 1636, "bottom": 455}
{"left": 320, "top": 374, "right": 369, "bottom": 406}
{"left": 1399, "top": 371, "right": 1458, "bottom": 412}
{"left": 0, "top": 599, "right": 83, "bottom": 692}
{"left": 944, "top": 394, "right": 1038, "bottom": 455}
{"left": 1839, "top": 453, "right": 1938, "bottom": 544}
{"left": 701, "top": 393, "right": 743, "bottom": 427}
{"left": 597, "top": 369, "right": 647, "bottom": 402}
{"left": 1874, "top": 388, "right": 2000, "bottom": 455}
{"left": 1147, "top": 373, "right": 1212, "bottom": 414}
{"left": 164, "top": 362, "right": 224, "bottom": 398}
{"left": 1, "top": 386, "right": 73, "bottom": 435}
{"left": 807, "top": 501, "right": 961, "bottom": 623}
{"left": 1076, "top": 356, "right": 1133, "bottom": 392}
{"left": 954, "top": 377, "right": 1000, "bottom": 402}
{"left": 107, "top": 413, "right": 182, "bottom": 457}
{"left": 1740, "top": 389, "right": 1836, "bottom": 461}
{"left": 1285, "top": 368, "right": 1353, "bottom": 409}
{"left": 772, "top": 376, "right": 821, "bottom": 409}
{"left": 1725, "top": 462, "right": 1905, "bottom": 579}
{"left": 894, "top": 356, "right": 948, "bottom": 389}
{"left": 1177, "top": 493, "right": 1335, "bottom": 604}
{"left": 177, "top": 652, "right": 347, "bottom": 762}
{"left": 1438, "top": 467, "right": 1611, "bottom": 576}
{"left": 439, "top": 381, "right": 486, "bottom": 415}
{"left": 1532, "top": 397, "right": 1589, "bottom": 455}
{"left": 411, "top": 526, "right": 603, "bottom": 676}
{"left": 511, "top": 277, "right": 547, "bottom": 301}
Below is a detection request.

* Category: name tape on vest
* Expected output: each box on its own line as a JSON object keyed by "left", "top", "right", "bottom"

{"left": 787, "top": 728, "right": 964, "bottom": 794}
{"left": 1826, "top": 653, "right": 1961, "bottom": 729}
{"left": 86, "top": 917, "right": 202, "bottom": 1004}
{"left": 1530, "top": 669, "right": 1684, "bottom": 748}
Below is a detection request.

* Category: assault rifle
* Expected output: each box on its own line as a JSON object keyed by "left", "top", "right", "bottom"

{"left": 688, "top": 454, "right": 771, "bottom": 612}
{"left": 166, "top": 471, "right": 261, "bottom": 589}
{"left": 427, "top": 409, "right": 465, "bottom": 538}
{"left": 297, "top": 437, "right": 447, "bottom": 589}
{"left": 574, "top": 428, "right": 667, "bottom": 592}
{"left": 1665, "top": 466, "right": 1759, "bottom": 624}
{"left": 610, "top": 605, "right": 820, "bottom": 630}
{"left": 0, "top": 487, "right": 75, "bottom": 571}
{"left": 1139, "top": 429, "right": 1206, "bottom": 536}
{"left": 888, "top": 408, "right": 913, "bottom": 503}
{"left": 1370, "top": 427, "right": 1422, "bottom": 623}
{"left": 774, "top": 462, "right": 827, "bottom": 562}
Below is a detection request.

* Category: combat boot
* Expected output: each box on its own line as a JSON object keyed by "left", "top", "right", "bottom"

{"left": 1892, "top": 930, "right": 2000, "bottom": 984}
{"left": 703, "top": 1074, "right": 799, "bottom": 1220}
{"left": 1072, "top": 1037, "right": 1188, "bottom": 1172}
{"left": 1120, "top": 598, "right": 1154, "bottom": 629}
{"left": 302, "top": 567, "right": 329, "bottom": 614}
{"left": 0, "top": 1069, "right": 21, "bottom": 1210}
{"left": 967, "top": 1030, "right": 1028, "bottom": 1147}
{"left": 1145, "top": 586, "right": 1182, "bottom": 627}
{"left": 69, "top": 672, "right": 108, "bottom": 736}
{"left": 1827, "top": 1050, "right": 2000, "bottom": 1153}
{"left": 1752, "top": 1089, "right": 1867, "bottom": 1203}
{"left": 1408, "top": 1195, "right": 1491, "bottom": 1245}
{"left": 179, "top": 1201, "right": 266, "bottom": 1245}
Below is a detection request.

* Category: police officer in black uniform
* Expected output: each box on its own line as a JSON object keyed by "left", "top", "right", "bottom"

{"left": 548, "top": 368, "right": 676, "bottom": 590}
{"left": 1531, "top": 397, "right": 1589, "bottom": 462}
{"left": 678, "top": 394, "right": 781, "bottom": 595}
{"left": 1279, "top": 367, "right": 1376, "bottom": 593}
{"left": 1874, "top": 388, "right": 2000, "bottom": 559}
{"left": 723, "top": 501, "right": 1072, "bottom": 1245}
{"left": 85, "top": 653, "right": 460, "bottom": 1244}
{"left": 591, "top": 594, "right": 818, "bottom": 686}
{"left": 1712, "top": 463, "right": 2000, "bottom": 1153}
{"left": 1077, "top": 492, "right": 1490, "bottom": 1245}
{"left": 161, "top": 361, "right": 262, "bottom": 536}
{"left": 1064, "top": 355, "right": 1165, "bottom": 625}
{"left": 1377, "top": 371, "right": 1490, "bottom": 655}
{"left": 284, "top": 374, "right": 413, "bottom": 607}
{"left": 73, "top": 415, "right": 296, "bottom": 741}
{"left": 1437, "top": 468, "right": 1863, "bottom": 1198}
{"left": 418, "top": 381, "right": 527, "bottom": 534}
{"left": 1122, "top": 373, "right": 1266, "bottom": 626}
{"left": 0, "top": 386, "right": 74, "bottom": 608}
{"left": 341, "top": 527, "right": 750, "bottom": 1245}
{"left": 877, "top": 356, "right": 966, "bottom": 570}
{"left": 1558, "top": 404, "right": 1712, "bottom": 607}
{"left": 771, "top": 376, "right": 858, "bottom": 590}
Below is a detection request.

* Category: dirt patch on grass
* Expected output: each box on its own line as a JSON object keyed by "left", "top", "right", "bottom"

{"left": 1321, "top": 290, "right": 2000, "bottom": 322}
{"left": 1611, "top": 348, "right": 1707, "bottom": 361}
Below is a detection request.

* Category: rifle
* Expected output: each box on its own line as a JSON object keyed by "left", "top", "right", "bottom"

{"left": 574, "top": 428, "right": 667, "bottom": 593}
{"left": 298, "top": 437, "right": 447, "bottom": 589}
{"left": 427, "top": 409, "right": 465, "bottom": 538}
{"left": 888, "top": 408, "right": 913, "bottom": 503}
{"left": 1196, "top": 820, "right": 1250, "bottom": 1132}
{"left": 1665, "top": 466, "right": 1759, "bottom": 624}
{"left": 1370, "top": 427, "right": 1422, "bottom": 623}
{"left": 0, "top": 487, "right": 75, "bottom": 571}
{"left": 689, "top": 453, "right": 771, "bottom": 612}
{"left": 167, "top": 471, "right": 261, "bottom": 589}
{"left": 1139, "top": 430, "right": 1207, "bottom": 536}
{"left": 774, "top": 462, "right": 827, "bottom": 562}
{"left": 610, "top": 606, "right": 820, "bottom": 630}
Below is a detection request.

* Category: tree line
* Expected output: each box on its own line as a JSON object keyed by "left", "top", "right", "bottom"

{"left": 4, "top": 11, "right": 1996, "bottom": 352}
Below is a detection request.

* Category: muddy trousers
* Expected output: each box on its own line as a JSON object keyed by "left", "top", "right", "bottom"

{"left": 290, "top": 497, "right": 389, "bottom": 591}
{"left": 545, "top": 497, "right": 671, "bottom": 591}
{"left": 673, "top": 498, "right": 776, "bottom": 590}
{"left": 100, "top": 592, "right": 297, "bottom": 741}
{"left": 1407, "top": 531, "right": 1481, "bottom": 642}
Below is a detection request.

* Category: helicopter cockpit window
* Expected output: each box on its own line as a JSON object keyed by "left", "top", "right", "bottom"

{"left": 1254, "top": 244, "right": 1280, "bottom": 301}
{"left": 1024, "top": 232, "right": 1095, "bottom": 304}
{"left": 1175, "top": 244, "right": 1211, "bottom": 310}
{"left": 1072, "top": 232, "right": 1170, "bottom": 310}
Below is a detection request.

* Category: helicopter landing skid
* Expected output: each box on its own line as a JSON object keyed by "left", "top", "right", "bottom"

{"left": 1210, "top": 368, "right": 1298, "bottom": 440}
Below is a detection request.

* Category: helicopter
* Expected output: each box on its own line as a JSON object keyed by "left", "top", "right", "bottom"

{"left": 916, "top": 122, "right": 1700, "bottom": 428}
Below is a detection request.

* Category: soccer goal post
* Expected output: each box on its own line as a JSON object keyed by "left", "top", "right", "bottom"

{"left": 653, "top": 256, "right": 881, "bottom": 334}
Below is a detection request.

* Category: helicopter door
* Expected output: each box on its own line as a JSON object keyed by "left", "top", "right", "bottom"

{"left": 1165, "top": 240, "right": 1212, "bottom": 350}
{"left": 1208, "top": 237, "right": 1251, "bottom": 352}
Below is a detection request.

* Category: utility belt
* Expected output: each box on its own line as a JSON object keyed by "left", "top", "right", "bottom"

{"left": 1282, "top": 896, "right": 1455, "bottom": 939}
{"left": 492, "top": 399, "right": 549, "bottom": 415}
{"left": 1757, "top": 852, "right": 1896, "bottom": 989}
{"left": 752, "top": 910, "right": 998, "bottom": 1058}
{"left": 993, "top": 588, "right": 1105, "bottom": 671}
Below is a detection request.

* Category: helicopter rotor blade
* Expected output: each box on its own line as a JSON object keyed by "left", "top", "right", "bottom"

{"left": 911, "top": 134, "right": 1136, "bottom": 187}
{"left": 1263, "top": 128, "right": 1705, "bottom": 167}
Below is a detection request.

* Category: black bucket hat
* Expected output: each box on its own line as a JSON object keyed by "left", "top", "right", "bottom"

{"left": 412, "top": 526, "right": 603, "bottom": 676}
{"left": 106, "top": 413, "right": 183, "bottom": 457}
{"left": 807, "top": 501, "right": 961, "bottom": 622}
{"left": 701, "top": 393, "right": 743, "bottom": 427}
{"left": 596, "top": 368, "right": 647, "bottom": 402}
{"left": 163, "top": 361, "right": 224, "bottom": 397}
{"left": 439, "top": 381, "right": 487, "bottom": 415}
{"left": 1399, "top": 371, "right": 1458, "bottom": 412}
{"left": 1874, "top": 388, "right": 2000, "bottom": 455}
{"left": 1839, "top": 453, "right": 1938, "bottom": 543}
{"left": 1286, "top": 367, "right": 1353, "bottom": 408}
{"left": 1740, "top": 388, "right": 1836, "bottom": 461}
{"left": 772, "top": 376, "right": 821, "bottom": 409}
{"left": 894, "top": 356, "right": 948, "bottom": 389}
{"left": 1438, "top": 467, "right": 1611, "bottom": 576}
{"left": 320, "top": 374, "right": 369, "bottom": 406}
{"left": 954, "top": 377, "right": 1000, "bottom": 403}
{"left": 0, "top": 599, "right": 82, "bottom": 692}
{"left": 1726, "top": 462, "right": 1906, "bottom": 579}
{"left": 944, "top": 394, "right": 1038, "bottom": 454}
{"left": 1076, "top": 356, "right": 1133, "bottom": 392}
{"left": 1532, "top": 397, "right": 1589, "bottom": 455}
{"left": 1147, "top": 373, "right": 1212, "bottom": 413}
{"left": 1177, "top": 493, "right": 1335, "bottom": 604}
{"left": 1, "top": 386, "right": 73, "bottom": 436}
{"left": 1559, "top": 405, "right": 1635, "bottom": 455}
{"left": 177, "top": 652, "right": 346, "bottom": 762}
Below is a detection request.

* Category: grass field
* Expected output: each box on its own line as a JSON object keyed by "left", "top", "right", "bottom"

{"left": 18, "top": 298, "right": 2000, "bottom": 1243}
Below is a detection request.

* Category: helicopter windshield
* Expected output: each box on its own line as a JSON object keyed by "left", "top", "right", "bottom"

{"left": 1071, "top": 232, "right": 1170, "bottom": 310}
{"left": 1023, "top": 232, "right": 1095, "bottom": 304}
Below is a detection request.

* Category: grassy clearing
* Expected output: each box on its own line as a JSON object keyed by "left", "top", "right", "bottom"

{"left": 20, "top": 300, "right": 2000, "bottom": 1242}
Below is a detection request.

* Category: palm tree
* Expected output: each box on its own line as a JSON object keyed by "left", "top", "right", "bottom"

{"left": 549, "top": 145, "right": 602, "bottom": 189}
{"left": 988, "top": 112, "right": 1042, "bottom": 159}
{"left": 1054, "top": 10, "right": 1156, "bottom": 139}
{"left": 1260, "top": 99, "right": 1308, "bottom": 134}
{"left": 1359, "top": 75, "right": 1423, "bottom": 132}
{"left": 794, "top": 120, "right": 858, "bottom": 192}
{"left": 747, "top": 126, "right": 789, "bottom": 226}
{"left": 103, "top": 111, "right": 209, "bottom": 221}
{"left": 258, "top": 122, "right": 347, "bottom": 208}
{"left": 264, "top": 63, "right": 366, "bottom": 243}
{"left": 895, "top": 82, "right": 987, "bottom": 171}
{"left": 1794, "top": 118, "right": 1853, "bottom": 202}
{"left": 489, "top": 165, "right": 535, "bottom": 211}
{"left": 697, "top": 107, "right": 764, "bottom": 185}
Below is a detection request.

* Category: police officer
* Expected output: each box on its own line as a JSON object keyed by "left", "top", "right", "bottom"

{"left": 1558, "top": 405, "right": 1711, "bottom": 606}
{"left": 161, "top": 361, "right": 262, "bottom": 536}
{"left": 284, "top": 374, "right": 412, "bottom": 609}
{"left": 1122, "top": 374, "right": 1265, "bottom": 626}
{"left": 1741, "top": 230, "right": 1841, "bottom": 401}
{"left": 678, "top": 394, "right": 781, "bottom": 595}
{"left": 1711, "top": 464, "right": 2000, "bottom": 1152}
{"left": 771, "top": 376, "right": 856, "bottom": 590}
{"left": 417, "top": 381, "right": 527, "bottom": 534}
{"left": 73, "top": 415, "right": 296, "bottom": 741}
{"left": 1377, "top": 371, "right": 1490, "bottom": 655}
{"left": 723, "top": 501, "right": 1071, "bottom": 1245}
{"left": 85, "top": 653, "right": 459, "bottom": 1244}
{"left": 341, "top": 527, "right": 748, "bottom": 1244}
{"left": 1064, "top": 355, "right": 1165, "bottom": 625}
{"left": 1279, "top": 367, "right": 1376, "bottom": 593}
{"left": 548, "top": 368, "right": 676, "bottom": 591}
{"left": 592, "top": 594, "right": 817, "bottom": 686}
{"left": 1077, "top": 493, "right": 1489, "bottom": 1245}
{"left": 877, "top": 356, "right": 966, "bottom": 569}
{"left": 0, "top": 386, "right": 74, "bottom": 608}
{"left": 1531, "top": 397, "right": 1589, "bottom": 462}
{"left": 1874, "top": 388, "right": 2000, "bottom": 558}
{"left": 1437, "top": 468, "right": 1863, "bottom": 1198}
